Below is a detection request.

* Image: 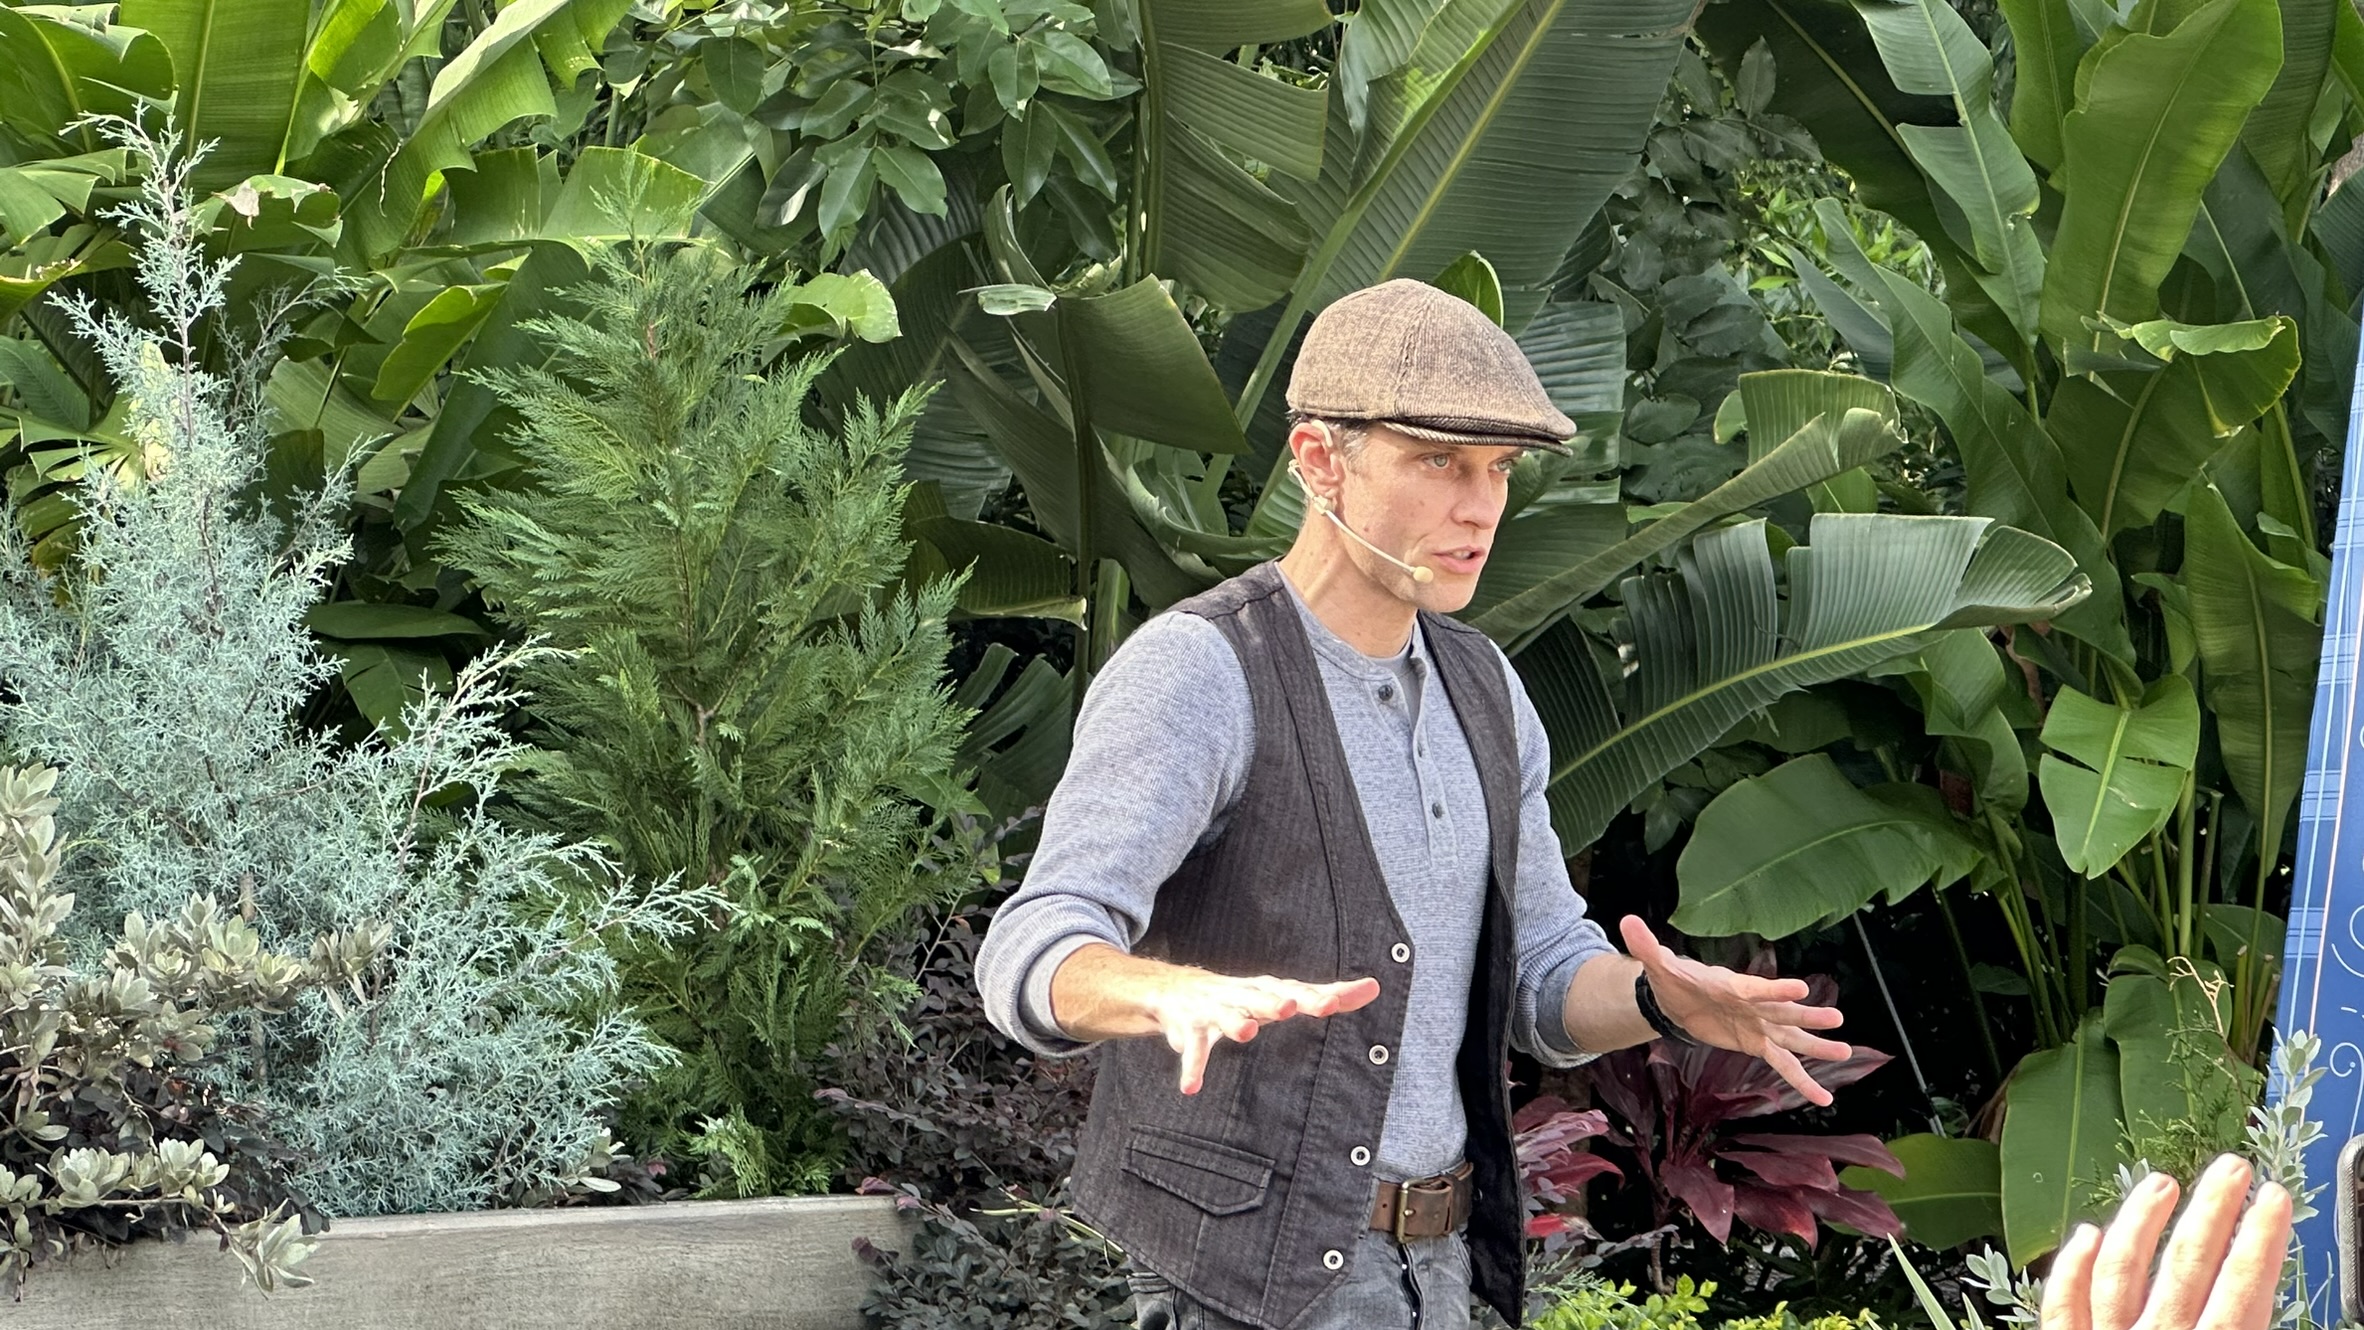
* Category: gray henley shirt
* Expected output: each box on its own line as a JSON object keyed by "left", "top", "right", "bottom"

{"left": 974, "top": 570, "right": 1617, "bottom": 1181}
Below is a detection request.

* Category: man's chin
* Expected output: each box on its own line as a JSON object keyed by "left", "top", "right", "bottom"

{"left": 1412, "top": 570, "right": 1481, "bottom": 613}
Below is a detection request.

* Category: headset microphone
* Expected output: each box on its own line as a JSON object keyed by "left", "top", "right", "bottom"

{"left": 1288, "top": 461, "right": 1435, "bottom": 584}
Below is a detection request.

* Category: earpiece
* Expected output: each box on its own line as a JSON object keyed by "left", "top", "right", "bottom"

{"left": 1287, "top": 460, "right": 1435, "bottom": 585}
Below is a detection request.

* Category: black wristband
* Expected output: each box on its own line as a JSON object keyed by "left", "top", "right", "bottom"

{"left": 1634, "top": 972, "right": 1695, "bottom": 1045}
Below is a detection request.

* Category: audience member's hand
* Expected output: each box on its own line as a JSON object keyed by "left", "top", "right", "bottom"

{"left": 2040, "top": 1153, "right": 2293, "bottom": 1330}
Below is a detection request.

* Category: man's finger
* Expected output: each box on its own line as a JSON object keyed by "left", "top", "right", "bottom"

{"left": 2144, "top": 1155, "right": 2252, "bottom": 1330}
{"left": 2094, "top": 1172, "right": 2179, "bottom": 1330}
{"left": 2044, "top": 1222, "right": 2104, "bottom": 1330}
{"left": 1761, "top": 1042, "right": 1832, "bottom": 1107}
{"left": 1720, "top": 973, "right": 1814, "bottom": 1005}
{"left": 1619, "top": 915, "right": 1671, "bottom": 971}
{"left": 1756, "top": 1000, "right": 1846, "bottom": 1031}
{"left": 1174, "top": 1020, "right": 1215, "bottom": 1096}
{"left": 2196, "top": 1182, "right": 2292, "bottom": 1330}
{"left": 1769, "top": 1025, "right": 1853, "bottom": 1064}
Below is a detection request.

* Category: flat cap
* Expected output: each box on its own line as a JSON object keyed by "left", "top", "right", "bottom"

{"left": 1287, "top": 278, "right": 1575, "bottom": 454}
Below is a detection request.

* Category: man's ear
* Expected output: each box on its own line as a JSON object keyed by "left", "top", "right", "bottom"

{"left": 1288, "top": 420, "right": 1349, "bottom": 499}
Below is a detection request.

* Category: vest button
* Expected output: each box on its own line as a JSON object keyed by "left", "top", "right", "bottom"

{"left": 1430, "top": 801, "right": 1444, "bottom": 818}
{"left": 1323, "top": 1248, "right": 1346, "bottom": 1271}
{"left": 1391, "top": 942, "right": 1411, "bottom": 964}
{"left": 1350, "top": 1145, "right": 1371, "bottom": 1167}
{"left": 1368, "top": 1044, "right": 1389, "bottom": 1065}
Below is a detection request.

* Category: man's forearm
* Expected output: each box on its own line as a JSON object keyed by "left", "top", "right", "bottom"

{"left": 1048, "top": 941, "right": 1205, "bottom": 1043}
{"left": 1561, "top": 951, "right": 1658, "bottom": 1053}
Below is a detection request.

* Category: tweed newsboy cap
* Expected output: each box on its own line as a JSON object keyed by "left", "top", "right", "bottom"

{"left": 1287, "top": 278, "right": 1576, "bottom": 454}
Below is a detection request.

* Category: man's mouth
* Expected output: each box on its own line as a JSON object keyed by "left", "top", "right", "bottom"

{"left": 1432, "top": 547, "right": 1488, "bottom": 576}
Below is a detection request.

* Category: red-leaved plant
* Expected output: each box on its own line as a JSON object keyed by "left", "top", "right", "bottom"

{"left": 1515, "top": 1095, "right": 1621, "bottom": 1243}
{"left": 1582, "top": 974, "right": 1905, "bottom": 1252}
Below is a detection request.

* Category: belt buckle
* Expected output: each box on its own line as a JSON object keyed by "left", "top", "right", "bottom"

{"left": 1392, "top": 1174, "right": 1451, "bottom": 1244}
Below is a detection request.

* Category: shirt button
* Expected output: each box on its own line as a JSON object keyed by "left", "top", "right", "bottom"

{"left": 1350, "top": 1146, "right": 1372, "bottom": 1167}
{"left": 1368, "top": 1044, "right": 1390, "bottom": 1065}
{"left": 1391, "top": 942, "right": 1411, "bottom": 964}
{"left": 1430, "top": 802, "right": 1444, "bottom": 818}
{"left": 1323, "top": 1249, "right": 1346, "bottom": 1271}
{"left": 1377, "top": 683, "right": 1395, "bottom": 703}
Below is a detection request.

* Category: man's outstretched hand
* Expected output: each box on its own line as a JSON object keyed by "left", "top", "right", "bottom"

{"left": 1620, "top": 916, "right": 1853, "bottom": 1106}
{"left": 2041, "top": 1154, "right": 2291, "bottom": 1330}
{"left": 1046, "top": 942, "right": 1382, "bottom": 1095}
{"left": 1145, "top": 971, "right": 1383, "bottom": 1095}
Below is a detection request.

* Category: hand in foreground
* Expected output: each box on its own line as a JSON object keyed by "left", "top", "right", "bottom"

{"left": 1620, "top": 915, "right": 1853, "bottom": 1106}
{"left": 2041, "top": 1153, "right": 2292, "bottom": 1330}
{"left": 1147, "top": 971, "right": 1382, "bottom": 1095}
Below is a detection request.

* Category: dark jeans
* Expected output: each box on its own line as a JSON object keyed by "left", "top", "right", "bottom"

{"left": 1129, "top": 1228, "right": 1473, "bottom": 1330}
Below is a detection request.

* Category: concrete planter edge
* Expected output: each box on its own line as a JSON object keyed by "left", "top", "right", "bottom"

{"left": 4, "top": 1193, "right": 914, "bottom": 1329}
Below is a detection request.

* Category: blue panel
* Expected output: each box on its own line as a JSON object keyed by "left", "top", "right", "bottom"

{"left": 2275, "top": 315, "right": 2364, "bottom": 1321}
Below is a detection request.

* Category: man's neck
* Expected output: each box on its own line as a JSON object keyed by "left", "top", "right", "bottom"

{"left": 1276, "top": 543, "right": 1418, "bottom": 658}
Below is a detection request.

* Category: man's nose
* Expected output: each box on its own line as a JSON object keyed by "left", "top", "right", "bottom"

{"left": 1450, "top": 475, "right": 1505, "bottom": 530}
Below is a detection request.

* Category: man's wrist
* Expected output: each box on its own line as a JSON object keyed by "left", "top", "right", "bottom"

{"left": 1633, "top": 971, "right": 1696, "bottom": 1046}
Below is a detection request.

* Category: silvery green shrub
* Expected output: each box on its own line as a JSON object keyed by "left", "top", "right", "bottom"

{"left": 0, "top": 118, "right": 718, "bottom": 1217}
{"left": 0, "top": 761, "right": 378, "bottom": 1290}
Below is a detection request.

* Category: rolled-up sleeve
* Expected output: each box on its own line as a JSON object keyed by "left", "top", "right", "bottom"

{"left": 1497, "top": 646, "right": 1618, "bottom": 1067}
{"left": 973, "top": 613, "right": 1252, "bottom": 1057}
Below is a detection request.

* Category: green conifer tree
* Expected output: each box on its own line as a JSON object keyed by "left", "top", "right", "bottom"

{"left": 0, "top": 120, "right": 713, "bottom": 1217}
{"left": 440, "top": 242, "right": 981, "bottom": 1194}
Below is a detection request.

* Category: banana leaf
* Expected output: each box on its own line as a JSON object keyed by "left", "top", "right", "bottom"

{"left": 1527, "top": 511, "right": 2090, "bottom": 849}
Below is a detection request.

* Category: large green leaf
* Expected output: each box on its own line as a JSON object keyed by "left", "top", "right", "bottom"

{"left": 1135, "top": 0, "right": 1330, "bottom": 310}
{"left": 1526, "top": 512, "right": 2090, "bottom": 848}
{"left": 1313, "top": 0, "right": 1694, "bottom": 319}
{"left": 1695, "top": 0, "right": 2015, "bottom": 353}
{"left": 2036, "top": 675, "right": 2201, "bottom": 876}
{"left": 1854, "top": 0, "right": 2045, "bottom": 340}
{"left": 1734, "top": 368, "right": 1897, "bottom": 465}
{"left": 119, "top": 0, "right": 309, "bottom": 187}
{"left": 1697, "top": 0, "right": 1954, "bottom": 259}
{"left": 1058, "top": 281, "right": 1250, "bottom": 455}
{"left": 2236, "top": 0, "right": 2336, "bottom": 208}
{"left": 2182, "top": 482, "right": 2322, "bottom": 860}
{"left": 1470, "top": 400, "right": 1907, "bottom": 647}
{"left": 1842, "top": 1134, "right": 2004, "bottom": 1250}
{"left": 1868, "top": 628, "right": 2030, "bottom": 811}
{"left": 1867, "top": 259, "right": 2132, "bottom": 663}
{"left": 2038, "top": 0, "right": 2283, "bottom": 351}
{"left": 2000, "top": 1012, "right": 2123, "bottom": 1264}
{"left": 819, "top": 240, "right": 1010, "bottom": 520}
{"left": 1236, "top": 0, "right": 1694, "bottom": 438}
{"left": 2047, "top": 315, "right": 2300, "bottom": 536}
{"left": 0, "top": 7, "right": 175, "bottom": 147}
{"left": 945, "top": 337, "right": 1214, "bottom": 609}
{"left": 1673, "top": 755, "right": 1985, "bottom": 938}
{"left": 348, "top": 0, "right": 633, "bottom": 258}
{"left": 1998, "top": 0, "right": 2088, "bottom": 170}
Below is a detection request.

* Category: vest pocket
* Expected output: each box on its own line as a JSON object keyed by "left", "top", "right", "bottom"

{"left": 1121, "top": 1125, "right": 1274, "bottom": 1216}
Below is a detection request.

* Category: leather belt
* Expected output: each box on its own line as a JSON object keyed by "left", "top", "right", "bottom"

{"left": 1367, "top": 1160, "right": 1474, "bottom": 1241}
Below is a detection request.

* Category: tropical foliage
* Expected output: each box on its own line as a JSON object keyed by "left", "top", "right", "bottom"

{"left": 0, "top": 0, "right": 2355, "bottom": 1318}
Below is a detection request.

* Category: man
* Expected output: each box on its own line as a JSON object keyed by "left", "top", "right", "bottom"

{"left": 975, "top": 279, "right": 1853, "bottom": 1330}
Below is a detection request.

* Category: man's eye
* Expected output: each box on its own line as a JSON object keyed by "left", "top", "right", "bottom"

{"left": 1424, "top": 454, "right": 1452, "bottom": 469}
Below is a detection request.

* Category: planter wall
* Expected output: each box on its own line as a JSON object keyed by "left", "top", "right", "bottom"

{"left": 6, "top": 1194, "right": 914, "bottom": 1329}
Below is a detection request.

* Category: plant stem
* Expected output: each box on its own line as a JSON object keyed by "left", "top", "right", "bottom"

{"left": 1854, "top": 914, "right": 1944, "bottom": 1134}
{"left": 2175, "top": 772, "right": 2198, "bottom": 959}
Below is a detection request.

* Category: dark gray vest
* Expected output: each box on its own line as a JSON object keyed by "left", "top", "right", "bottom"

{"left": 1067, "top": 563, "right": 1527, "bottom": 1330}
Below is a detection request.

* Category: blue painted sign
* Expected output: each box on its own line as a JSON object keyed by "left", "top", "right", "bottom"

{"left": 2275, "top": 318, "right": 2364, "bottom": 1320}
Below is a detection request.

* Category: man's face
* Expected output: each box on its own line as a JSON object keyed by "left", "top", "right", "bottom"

{"left": 1327, "top": 425, "right": 1523, "bottom": 613}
